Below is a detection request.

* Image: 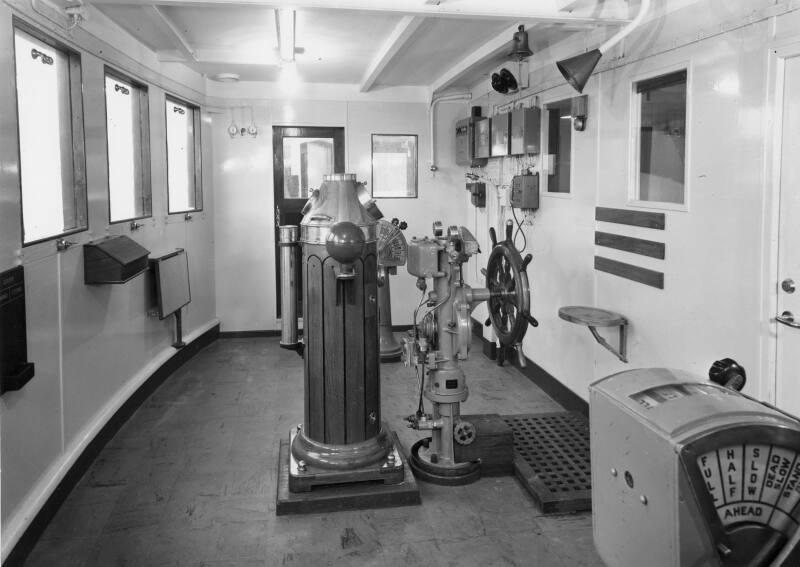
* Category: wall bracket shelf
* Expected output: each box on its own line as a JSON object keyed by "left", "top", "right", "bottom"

{"left": 559, "top": 306, "right": 628, "bottom": 363}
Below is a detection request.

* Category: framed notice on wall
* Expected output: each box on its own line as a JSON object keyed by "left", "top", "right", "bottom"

{"left": 371, "top": 134, "right": 418, "bottom": 198}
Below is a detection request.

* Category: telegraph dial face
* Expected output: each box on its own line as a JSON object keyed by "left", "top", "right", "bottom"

{"left": 681, "top": 425, "right": 800, "bottom": 565}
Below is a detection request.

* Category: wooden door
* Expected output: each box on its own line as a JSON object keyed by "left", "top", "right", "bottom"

{"left": 273, "top": 126, "right": 345, "bottom": 317}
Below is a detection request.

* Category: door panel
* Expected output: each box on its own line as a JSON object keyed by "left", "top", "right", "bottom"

{"left": 273, "top": 126, "right": 344, "bottom": 318}
{"left": 776, "top": 55, "right": 800, "bottom": 416}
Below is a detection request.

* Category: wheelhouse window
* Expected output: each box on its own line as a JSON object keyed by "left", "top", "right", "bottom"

{"left": 165, "top": 96, "right": 202, "bottom": 214}
{"left": 14, "top": 26, "right": 87, "bottom": 245}
{"left": 105, "top": 70, "right": 151, "bottom": 223}
{"left": 371, "top": 134, "right": 418, "bottom": 198}
{"left": 634, "top": 69, "right": 687, "bottom": 205}
{"left": 544, "top": 99, "right": 572, "bottom": 194}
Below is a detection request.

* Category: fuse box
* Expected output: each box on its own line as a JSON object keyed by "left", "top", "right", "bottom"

{"left": 491, "top": 113, "right": 510, "bottom": 157}
{"left": 466, "top": 182, "right": 486, "bottom": 208}
{"left": 510, "top": 173, "right": 539, "bottom": 209}
{"left": 455, "top": 107, "right": 489, "bottom": 167}
{"left": 475, "top": 118, "right": 491, "bottom": 159}
{"left": 510, "top": 107, "right": 541, "bottom": 155}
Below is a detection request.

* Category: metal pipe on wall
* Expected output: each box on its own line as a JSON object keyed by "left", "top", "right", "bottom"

{"left": 429, "top": 92, "right": 471, "bottom": 171}
{"left": 598, "top": 0, "right": 651, "bottom": 55}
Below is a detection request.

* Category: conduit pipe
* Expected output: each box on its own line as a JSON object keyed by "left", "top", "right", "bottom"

{"left": 429, "top": 92, "right": 471, "bottom": 171}
{"left": 556, "top": 0, "right": 651, "bottom": 93}
{"left": 31, "top": 0, "right": 84, "bottom": 30}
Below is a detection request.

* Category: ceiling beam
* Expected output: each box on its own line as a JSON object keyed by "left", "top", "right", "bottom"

{"left": 158, "top": 48, "right": 280, "bottom": 66}
{"left": 88, "top": 0, "right": 631, "bottom": 24}
{"left": 360, "top": 15, "right": 424, "bottom": 93}
{"left": 430, "top": 22, "right": 525, "bottom": 94}
{"left": 149, "top": 5, "right": 198, "bottom": 62}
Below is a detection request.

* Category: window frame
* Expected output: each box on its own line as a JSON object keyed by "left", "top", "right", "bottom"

{"left": 12, "top": 19, "right": 88, "bottom": 247}
{"left": 540, "top": 97, "right": 574, "bottom": 198}
{"left": 164, "top": 94, "right": 203, "bottom": 215}
{"left": 104, "top": 66, "right": 152, "bottom": 224}
{"left": 370, "top": 133, "right": 418, "bottom": 199}
{"left": 627, "top": 63, "right": 691, "bottom": 212}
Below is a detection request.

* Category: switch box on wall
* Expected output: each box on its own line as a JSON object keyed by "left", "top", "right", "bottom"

{"left": 511, "top": 173, "right": 539, "bottom": 209}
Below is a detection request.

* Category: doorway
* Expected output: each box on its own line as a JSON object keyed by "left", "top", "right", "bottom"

{"left": 273, "top": 126, "right": 345, "bottom": 318}
{"left": 773, "top": 50, "right": 800, "bottom": 417}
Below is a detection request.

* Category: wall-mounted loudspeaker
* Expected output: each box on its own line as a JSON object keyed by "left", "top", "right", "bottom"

{"left": 490, "top": 63, "right": 528, "bottom": 95}
{"left": 491, "top": 68, "right": 517, "bottom": 94}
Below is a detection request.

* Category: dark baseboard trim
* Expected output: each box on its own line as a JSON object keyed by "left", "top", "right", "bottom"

{"left": 4, "top": 323, "right": 220, "bottom": 567}
{"left": 514, "top": 356, "right": 589, "bottom": 417}
{"left": 220, "top": 326, "right": 412, "bottom": 339}
{"left": 470, "top": 319, "right": 588, "bottom": 417}
{"left": 219, "top": 330, "right": 281, "bottom": 338}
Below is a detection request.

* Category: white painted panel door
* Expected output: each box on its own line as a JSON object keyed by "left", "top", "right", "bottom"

{"left": 776, "top": 55, "right": 800, "bottom": 417}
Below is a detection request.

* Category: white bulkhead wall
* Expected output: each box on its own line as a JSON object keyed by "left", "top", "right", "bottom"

{"left": 465, "top": 1, "right": 800, "bottom": 403}
{"left": 4, "top": 0, "right": 800, "bottom": 560}
{"left": 211, "top": 96, "right": 470, "bottom": 331}
{"left": 0, "top": 1, "right": 217, "bottom": 560}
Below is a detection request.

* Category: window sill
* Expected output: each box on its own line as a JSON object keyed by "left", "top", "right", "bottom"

{"left": 22, "top": 226, "right": 88, "bottom": 249}
{"left": 626, "top": 199, "right": 688, "bottom": 213}
{"left": 542, "top": 191, "right": 572, "bottom": 200}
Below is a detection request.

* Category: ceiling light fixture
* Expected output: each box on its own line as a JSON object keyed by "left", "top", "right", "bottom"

{"left": 275, "top": 8, "right": 296, "bottom": 63}
{"left": 213, "top": 72, "right": 240, "bottom": 83}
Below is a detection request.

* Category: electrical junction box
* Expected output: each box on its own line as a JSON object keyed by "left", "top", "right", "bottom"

{"left": 466, "top": 182, "right": 486, "bottom": 208}
{"left": 510, "top": 107, "right": 541, "bottom": 156}
{"left": 490, "top": 113, "right": 510, "bottom": 157}
{"left": 475, "top": 118, "right": 491, "bottom": 160}
{"left": 591, "top": 368, "right": 800, "bottom": 567}
{"left": 511, "top": 173, "right": 539, "bottom": 209}
{"left": 455, "top": 110, "right": 489, "bottom": 168}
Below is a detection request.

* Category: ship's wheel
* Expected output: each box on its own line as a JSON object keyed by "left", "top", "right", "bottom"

{"left": 485, "top": 222, "right": 537, "bottom": 347}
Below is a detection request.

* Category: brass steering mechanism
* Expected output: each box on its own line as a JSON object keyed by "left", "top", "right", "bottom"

{"left": 400, "top": 220, "right": 536, "bottom": 485}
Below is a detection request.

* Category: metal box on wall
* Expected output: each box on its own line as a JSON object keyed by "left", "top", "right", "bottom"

{"left": 84, "top": 235, "right": 150, "bottom": 284}
{"left": 455, "top": 108, "right": 489, "bottom": 167}
{"left": 591, "top": 368, "right": 800, "bottom": 567}
{"left": 475, "top": 118, "right": 491, "bottom": 160}
{"left": 511, "top": 174, "right": 539, "bottom": 209}
{"left": 466, "top": 182, "right": 486, "bottom": 207}
{"left": 0, "top": 266, "right": 35, "bottom": 394}
{"left": 510, "top": 107, "right": 541, "bottom": 155}
{"left": 491, "top": 112, "right": 510, "bottom": 157}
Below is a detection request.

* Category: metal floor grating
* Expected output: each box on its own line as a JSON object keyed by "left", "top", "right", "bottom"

{"left": 501, "top": 412, "right": 592, "bottom": 514}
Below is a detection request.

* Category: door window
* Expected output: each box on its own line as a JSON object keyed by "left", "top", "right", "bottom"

{"left": 282, "top": 137, "right": 334, "bottom": 199}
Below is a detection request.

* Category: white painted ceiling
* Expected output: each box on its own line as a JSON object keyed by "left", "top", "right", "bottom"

{"left": 87, "top": 0, "right": 630, "bottom": 92}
